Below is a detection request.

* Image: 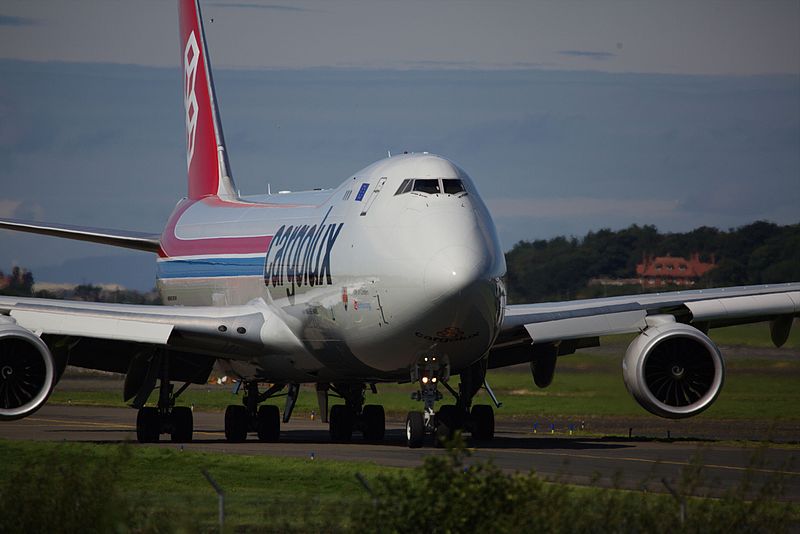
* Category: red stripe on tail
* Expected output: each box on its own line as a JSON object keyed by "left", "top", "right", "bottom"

{"left": 179, "top": 0, "right": 225, "bottom": 200}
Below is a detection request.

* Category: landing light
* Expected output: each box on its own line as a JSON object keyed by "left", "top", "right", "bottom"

{"left": 432, "top": 377, "right": 437, "bottom": 383}
{"left": 422, "top": 376, "right": 429, "bottom": 384}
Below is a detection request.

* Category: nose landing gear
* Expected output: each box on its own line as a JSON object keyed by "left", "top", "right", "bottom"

{"left": 405, "top": 356, "right": 447, "bottom": 448}
{"left": 405, "top": 357, "right": 496, "bottom": 448}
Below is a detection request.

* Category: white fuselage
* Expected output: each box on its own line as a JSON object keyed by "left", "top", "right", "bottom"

{"left": 156, "top": 154, "right": 507, "bottom": 383}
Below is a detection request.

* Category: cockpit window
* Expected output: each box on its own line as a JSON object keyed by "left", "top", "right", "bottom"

{"left": 442, "top": 179, "right": 465, "bottom": 195}
{"left": 413, "top": 179, "right": 440, "bottom": 194}
{"left": 395, "top": 178, "right": 465, "bottom": 197}
{"left": 395, "top": 179, "right": 413, "bottom": 195}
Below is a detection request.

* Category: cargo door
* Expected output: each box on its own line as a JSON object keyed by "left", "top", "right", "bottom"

{"left": 360, "top": 177, "right": 387, "bottom": 216}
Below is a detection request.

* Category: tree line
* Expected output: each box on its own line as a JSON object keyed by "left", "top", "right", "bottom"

{"left": 0, "top": 268, "right": 159, "bottom": 304}
{"left": 505, "top": 221, "right": 800, "bottom": 304}
{"left": 3, "top": 220, "right": 798, "bottom": 305}
{"left": 0, "top": 267, "right": 34, "bottom": 297}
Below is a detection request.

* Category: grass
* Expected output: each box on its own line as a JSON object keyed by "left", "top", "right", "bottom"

{"left": 0, "top": 439, "right": 390, "bottom": 532}
{"left": 708, "top": 322, "right": 800, "bottom": 349}
{"left": 482, "top": 352, "right": 800, "bottom": 421}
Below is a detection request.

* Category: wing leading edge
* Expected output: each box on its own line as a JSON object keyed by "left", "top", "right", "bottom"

{"left": 0, "top": 218, "right": 161, "bottom": 253}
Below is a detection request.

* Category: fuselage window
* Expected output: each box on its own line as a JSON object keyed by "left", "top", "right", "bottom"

{"left": 395, "top": 179, "right": 412, "bottom": 195}
{"left": 442, "top": 179, "right": 465, "bottom": 195}
{"left": 413, "top": 179, "right": 440, "bottom": 194}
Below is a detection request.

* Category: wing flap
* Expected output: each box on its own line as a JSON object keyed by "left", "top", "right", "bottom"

{"left": 10, "top": 309, "right": 173, "bottom": 344}
{"left": 686, "top": 291, "right": 800, "bottom": 322}
{"left": 524, "top": 309, "right": 646, "bottom": 343}
{"left": 0, "top": 296, "right": 269, "bottom": 357}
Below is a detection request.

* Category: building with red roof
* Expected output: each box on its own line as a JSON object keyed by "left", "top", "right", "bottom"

{"left": 636, "top": 253, "right": 716, "bottom": 287}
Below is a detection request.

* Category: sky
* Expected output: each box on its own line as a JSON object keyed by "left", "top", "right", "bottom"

{"left": 0, "top": 0, "right": 799, "bottom": 290}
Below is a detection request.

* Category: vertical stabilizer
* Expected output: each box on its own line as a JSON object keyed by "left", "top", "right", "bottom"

{"left": 178, "top": 0, "right": 237, "bottom": 200}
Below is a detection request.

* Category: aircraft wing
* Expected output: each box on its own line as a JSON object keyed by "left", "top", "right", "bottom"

{"left": 0, "top": 295, "right": 268, "bottom": 357}
{"left": 492, "top": 283, "right": 800, "bottom": 367}
{"left": 0, "top": 218, "right": 161, "bottom": 253}
{"left": 0, "top": 294, "right": 286, "bottom": 419}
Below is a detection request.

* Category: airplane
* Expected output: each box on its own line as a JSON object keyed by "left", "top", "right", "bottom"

{"left": 0, "top": 0, "right": 798, "bottom": 448}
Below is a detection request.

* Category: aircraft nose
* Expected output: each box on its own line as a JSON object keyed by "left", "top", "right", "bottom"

{"left": 424, "top": 245, "right": 486, "bottom": 300}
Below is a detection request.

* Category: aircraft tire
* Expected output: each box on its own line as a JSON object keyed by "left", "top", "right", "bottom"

{"left": 471, "top": 404, "right": 494, "bottom": 440}
{"left": 330, "top": 404, "right": 353, "bottom": 442}
{"left": 170, "top": 406, "right": 193, "bottom": 443}
{"left": 136, "top": 407, "right": 160, "bottom": 443}
{"left": 435, "top": 405, "right": 459, "bottom": 447}
{"left": 405, "top": 411, "right": 424, "bottom": 448}
{"left": 362, "top": 404, "right": 385, "bottom": 442}
{"left": 257, "top": 405, "right": 280, "bottom": 442}
{"left": 224, "top": 405, "right": 248, "bottom": 442}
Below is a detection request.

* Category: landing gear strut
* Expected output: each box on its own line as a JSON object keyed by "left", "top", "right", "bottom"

{"left": 224, "top": 382, "right": 287, "bottom": 442}
{"left": 327, "top": 383, "right": 385, "bottom": 442}
{"left": 135, "top": 352, "right": 194, "bottom": 444}
{"left": 404, "top": 357, "right": 496, "bottom": 448}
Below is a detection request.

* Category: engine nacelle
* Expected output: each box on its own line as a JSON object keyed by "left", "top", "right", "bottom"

{"left": 623, "top": 319, "right": 725, "bottom": 419}
{"left": 0, "top": 320, "right": 56, "bottom": 420}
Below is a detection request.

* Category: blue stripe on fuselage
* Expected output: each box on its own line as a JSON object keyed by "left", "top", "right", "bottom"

{"left": 157, "top": 256, "right": 265, "bottom": 279}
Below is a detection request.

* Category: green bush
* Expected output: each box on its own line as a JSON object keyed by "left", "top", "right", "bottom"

{"left": 353, "top": 435, "right": 794, "bottom": 534}
{"left": 0, "top": 445, "right": 194, "bottom": 534}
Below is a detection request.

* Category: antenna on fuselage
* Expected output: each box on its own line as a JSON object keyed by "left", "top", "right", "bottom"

{"left": 268, "top": 183, "right": 272, "bottom": 195}
{"left": 387, "top": 150, "right": 392, "bottom": 158}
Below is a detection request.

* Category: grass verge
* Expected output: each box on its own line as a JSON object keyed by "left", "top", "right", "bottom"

{"left": 0, "top": 438, "right": 797, "bottom": 533}
{"left": 0, "top": 439, "right": 390, "bottom": 532}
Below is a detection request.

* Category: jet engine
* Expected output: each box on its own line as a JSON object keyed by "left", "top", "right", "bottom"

{"left": 0, "top": 320, "right": 56, "bottom": 420}
{"left": 622, "top": 318, "right": 724, "bottom": 419}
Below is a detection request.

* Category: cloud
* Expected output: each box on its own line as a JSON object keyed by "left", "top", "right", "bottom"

{"left": 0, "top": 200, "right": 19, "bottom": 218}
{"left": 0, "top": 200, "right": 44, "bottom": 220}
{"left": 206, "top": 3, "right": 310, "bottom": 12}
{"left": 486, "top": 197, "right": 679, "bottom": 219}
{"left": 558, "top": 50, "right": 615, "bottom": 61}
{"left": 0, "top": 15, "right": 37, "bottom": 27}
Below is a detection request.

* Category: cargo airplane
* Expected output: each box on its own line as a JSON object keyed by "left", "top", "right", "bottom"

{"left": 1, "top": 0, "right": 798, "bottom": 447}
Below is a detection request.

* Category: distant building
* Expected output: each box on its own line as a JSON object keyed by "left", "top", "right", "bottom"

{"left": 636, "top": 253, "right": 716, "bottom": 287}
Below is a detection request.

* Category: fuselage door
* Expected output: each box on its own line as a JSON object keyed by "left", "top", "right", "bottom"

{"left": 360, "top": 177, "right": 387, "bottom": 216}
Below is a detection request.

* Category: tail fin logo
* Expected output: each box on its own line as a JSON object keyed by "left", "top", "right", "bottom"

{"left": 183, "top": 31, "right": 200, "bottom": 170}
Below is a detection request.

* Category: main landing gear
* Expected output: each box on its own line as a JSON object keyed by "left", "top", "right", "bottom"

{"left": 223, "top": 382, "right": 296, "bottom": 442}
{"left": 135, "top": 354, "right": 194, "bottom": 444}
{"left": 221, "top": 381, "right": 385, "bottom": 443}
{"left": 404, "top": 357, "right": 495, "bottom": 448}
{"left": 325, "top": 383, "right": 386, "bottom": 443}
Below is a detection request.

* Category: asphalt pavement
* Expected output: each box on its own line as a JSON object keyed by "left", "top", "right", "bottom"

{"left": 2, "top": 404, "right": 797, "bottom": 500}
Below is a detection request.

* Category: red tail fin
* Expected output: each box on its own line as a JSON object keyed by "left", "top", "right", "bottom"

{"left": 178, "top": 0, "right": 237, "bottom": 200}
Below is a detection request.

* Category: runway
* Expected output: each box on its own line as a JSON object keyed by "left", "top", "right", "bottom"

{"left": 2, "top": 405, "right": 798, "bottom": 500}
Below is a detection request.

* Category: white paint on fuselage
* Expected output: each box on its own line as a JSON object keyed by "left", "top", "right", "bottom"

{"left": 157, "top": 154, "right": 507, "bottom": 383}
